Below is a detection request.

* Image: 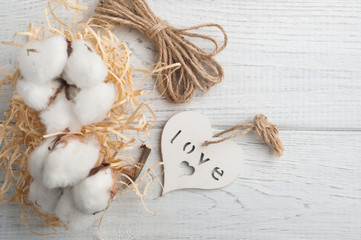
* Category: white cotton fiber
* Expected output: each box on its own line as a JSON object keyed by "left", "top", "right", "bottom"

{"left": 28, "top": 137, "right": 54, "bottom": 183}
{"left": 40, "top": 91, "right": 81, "bottom": 133}
{"left": 16, "top": 78, "right": 60, "bottom": 111}
{"left": 29, "top": 180, "right": 62, "bottom": 213}
{"left": 42, "top": 136, "right": 100, "bottom": 189}
{"left": 72, "top": 168, "right": 114, "bottom": 214}
{"left": 55, "top": 189, "right": 97, "bottom": 230}
{"left": 17, "top": 35, "right": 68, "bottom": 84}
{"left": 62, "top": 40, "right": 108, "bottom": 89}
{"left": 73, "top": 82, "right": 116, "bottom": 126}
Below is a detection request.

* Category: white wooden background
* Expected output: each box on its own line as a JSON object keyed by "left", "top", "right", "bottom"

{"left": 1, "top": 0, "right": 361, "bottom": 239}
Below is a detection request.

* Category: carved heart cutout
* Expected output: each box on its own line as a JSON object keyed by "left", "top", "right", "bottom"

{"left": 161, "top": 111, "right": 244, "bottom": 195}
{"left": 179, "top": 161, "right": 195, "bottom": 176}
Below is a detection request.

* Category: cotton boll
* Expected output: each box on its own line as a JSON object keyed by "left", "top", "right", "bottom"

{"left": 17, "top": 35, "right": 68, "bottom": 84}
{"left": 40, "top": 91, "right": 81, "bottom": 133}
{"left": 42, "top": 136, "right": 100, "bottom": 189}
{"left": 62, "top": 40, "right": 108, "bottom": 89}
{"left": 28, "top": 137, "right": 54, "bottom": 182}
{"left": 16, "top": 78, "right": 60, "bottom": 111}
{"left": 72, "top": 168, "right": 114, "bottom": 214}
{"left": 73, "top": 82, "right": 116, "bottom": 126}
{"left": 29, "top": 180, "right": 62, "bottom": 213}
{"left": 55, "top": 189, "right": 97, "bottom": 230}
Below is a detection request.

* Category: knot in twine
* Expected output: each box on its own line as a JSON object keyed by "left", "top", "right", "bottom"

{"left": 203, "top": 114, "right": 284, "bottom": 156}
{"left": 147, "top": 20, "right": 170, "bottom": 40}
{"left": 92, "top": 0, "right": 228, "bottom": 103}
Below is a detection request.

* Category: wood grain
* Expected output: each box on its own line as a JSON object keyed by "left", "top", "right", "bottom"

{"left": 1, "top": 0, "right": 361, "bottom": 239}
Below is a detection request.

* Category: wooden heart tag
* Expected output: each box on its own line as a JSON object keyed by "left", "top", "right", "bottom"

{"left": 161, "top": 111, "right": 244, "bottom": 195}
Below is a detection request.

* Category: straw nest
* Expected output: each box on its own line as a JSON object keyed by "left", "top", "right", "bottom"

{"left": 0, "top": 0, "right": 161, "bottom": 234}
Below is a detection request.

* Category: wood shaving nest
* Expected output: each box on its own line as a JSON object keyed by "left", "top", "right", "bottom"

{"left": 0, "top": 0, "right": 163, "bottom": 234}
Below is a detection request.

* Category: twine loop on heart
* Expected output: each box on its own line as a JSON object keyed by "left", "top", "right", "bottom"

{"left": 92, "top": 0, "right": 228, "bottom": 103}
{"left": 203, "top": 114, "right": 284, "bottom": 156}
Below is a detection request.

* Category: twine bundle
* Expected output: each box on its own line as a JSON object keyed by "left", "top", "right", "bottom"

{"left": 93, "top": 0, "right": 228, "bottom": 103}
{"left": 204, "top": 114, "right": 284, "bottom": 156}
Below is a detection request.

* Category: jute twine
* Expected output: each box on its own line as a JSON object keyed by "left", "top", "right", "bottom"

{"left": 204, "top": 114, "right": 284, "bottom": 156}
{"left": 92, "top": 0, "right": 228, "bottom": 103}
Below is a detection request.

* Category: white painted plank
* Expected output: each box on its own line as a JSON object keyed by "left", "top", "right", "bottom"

{"left": 1, "top": 130, "right": 361, "bottom": 239}
{"left": 1, "top": 0, "right": 361, "bottom": 129}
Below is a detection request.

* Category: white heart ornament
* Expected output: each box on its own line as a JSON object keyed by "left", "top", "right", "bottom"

{"left": 161, "top": 111, "right": 244, "bottom": 195}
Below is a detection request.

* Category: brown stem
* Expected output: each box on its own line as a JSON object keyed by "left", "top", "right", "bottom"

{"left": 122, "top": 144, "right": 151, "bottom": 188}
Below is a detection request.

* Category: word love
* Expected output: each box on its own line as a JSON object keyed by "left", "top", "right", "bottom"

{"left": 161, "top": 111, "right": 244, "bottom": 195}
{"left": 170, "top": 130, "right": 224, "bottom": 181}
